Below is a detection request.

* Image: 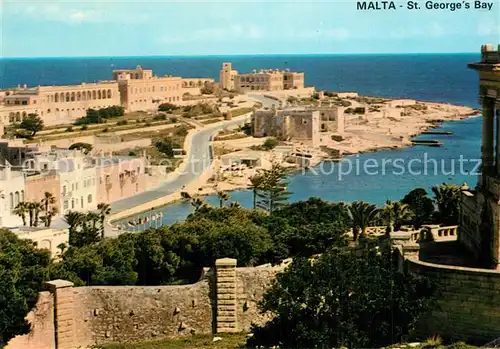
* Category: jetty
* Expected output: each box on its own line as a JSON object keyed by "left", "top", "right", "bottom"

{"left": 411, "top": 139, "right": 443, "bottom": 147}
{"left": 421, "top": 130, "right": 453, "bottom": 135}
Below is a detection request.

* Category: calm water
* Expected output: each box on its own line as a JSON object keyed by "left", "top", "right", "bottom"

{"left": 0, "top": 54, "right": 483, "bottom": 226}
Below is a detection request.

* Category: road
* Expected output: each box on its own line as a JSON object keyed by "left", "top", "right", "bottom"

{"left": 52, "top": 95, "right": 275, "bottom": 229}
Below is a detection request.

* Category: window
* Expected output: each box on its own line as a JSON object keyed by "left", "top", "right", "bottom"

{"left": 71, "top": 199, "right": 75, "bottom": 209}
{"left": 88, "top": 194, "right": 92, "bottom": 203}
{"left": 9, "top": 193, "right": 13, "bottom": 210}
{"left": 81, "top": 196, "right": 84, "bottom": 208}
{"left": 14, "top": 192, "right": 19, "bottom": 206}
{"left": 21, "top": 190, "right": 24, "bottom": 202}
{"left": 62, "top": 185, "right": 67, "bottom": 195}
{"left": 64, "top": 200, "right": 68, "bottom": 210}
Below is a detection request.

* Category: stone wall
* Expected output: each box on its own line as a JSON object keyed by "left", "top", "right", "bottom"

{"left": 6, "top": 259, "right": 283, "bottom": 349}
{"left": 408, "top": 257, "right": 500, "bottom": 342}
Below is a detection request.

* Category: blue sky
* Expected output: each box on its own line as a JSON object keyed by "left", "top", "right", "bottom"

{"left": 1, "top": 0, "right": 499, "bottom": 57}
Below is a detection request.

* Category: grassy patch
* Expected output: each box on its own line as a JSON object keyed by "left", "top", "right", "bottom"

{"left": 231, "top": 108, "right": 253, "bottom": 118}
{"left": 98, "top": 333, "right": 247, "bottom": 349}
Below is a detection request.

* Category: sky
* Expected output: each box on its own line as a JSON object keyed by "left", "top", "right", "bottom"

{"left": 1, "top": 0, "right": 499, "bottom": 58}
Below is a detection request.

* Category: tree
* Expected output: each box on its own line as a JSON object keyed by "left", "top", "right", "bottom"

{"left": 19, "top": 114, "right": 44, "bottom": 137}
{"left": 64, "top": 211, "right": 100, "bottom": 248}
{"left": 216, "top": 191, "right": 230, "bottom": 208}
{"left": 40, "top": 192, "right": 57, "bottom": 227}
{"left": 158, "top": 103, "right": 177, "bottom": 112}
{"left": 97, "top": 203, "right": 111, "bottom": 239}
{"left": 69, "top": 142, "right": 93, "bottom": 155}
{"left": 190, "top": 198, "right": 208, "bottom": 212}
{"left": 13, "top": 202, "right": 28, "bottom": 226}
{"left": 247, "top": 247, "right": 435, "bottom": 349}
{"left": 0, "top": 229, "right": 51, "bottom": 346}
{"left": 262, "top": 137, "right": 279, "bottom": 150}
{"left": 200, "top": 84, "right": 215, "bottom": 95}
{"left": 348, "top": 201, "right": 379, "bottom": 241}
{"left": 382, "top": 200, "right": 413, "bottom": 232}
{"left": 401, "top": 188, "right": 435, "bottom": 228}
{"left": 431, "top": 183, "right": 460, "bottom": 225}
{"left": 256, "top": 163, "right": 291, "bottom": 214}
{"left": 154, "top": 139, "right": 175, "bottom": 158}
{"left": 249, "top": 173, "right": 265, "bottom": 209}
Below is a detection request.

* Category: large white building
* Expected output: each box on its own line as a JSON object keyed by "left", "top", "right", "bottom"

{"left": 0, "top": 165, "right": 25, "bottom": 228}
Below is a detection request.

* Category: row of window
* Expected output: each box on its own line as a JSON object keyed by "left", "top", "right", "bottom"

{"left": 47, "top": 89, "right": 114, "bottom": 103}
{"left": 63, "top": 194, "right": 92, "bottom": 210}
{"left": 7, "top": 105, "right": 114, "bottom": 122}
{"left": 131, "top": 84, "right": 180, "bottom": 94}
{"left": 130, "top": 96, "right": 180, "bottom": 105}
{"left": 9, "top": 190, "right": 24, "bottom": 210}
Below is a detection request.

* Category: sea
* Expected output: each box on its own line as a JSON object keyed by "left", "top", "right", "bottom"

{"left": 0, "top": 54, "right": 483, "bottom": 226}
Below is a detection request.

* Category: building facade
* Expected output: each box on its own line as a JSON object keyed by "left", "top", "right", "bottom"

{"left": 460, "top": 44, "right": 500, "bottom": 268}
{"left": 13, "top": 227, "right": 69, "bottom": 258}
{"left": 219, "top": 62, "right": 305, "bottom": 92}
{"left": 0, "top": 66, "right": 215, "bottom": 126}
{"left": 0, "top": 82, "right": 121, "bottom": 125}
{"left": 0, "top": 165, "right": 25, "bottom": 227}
{"left": 95, "top": 156, "right": 146, "bottom": 204}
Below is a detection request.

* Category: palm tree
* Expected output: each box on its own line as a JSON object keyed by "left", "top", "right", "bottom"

{"left": 191, "top": 198, "right": 208, "bottom": 211}
{"left": 26, "top": 202, "right": 36, "bottom": 227}
{"left": 432, "top": 183, "right": 461, "bottom": 225}
{"left": 41, "top": 192, "right": 56, "bottom": 227}
{"left": 217, "top": 191, "right": 230, "bottom": 208}
{"left": 348, "top": 201, "right": 379, "bottom": 241}
{"left": 13, "top": 202, "right": 28, "bottom": 226}
{"left": 249, "top": 173, "right": 265, "bottom": 209}
{"left": 40, "top": 206, "right": 58, "bottom": 228}
{"left": 229, "top": 202, "right": 241, "bottom": 208}
{"left": 63, "top": 211, "right": 85, "bottom": 235}
{"left": 86, "top": 212, "right": 101, "bottom": 230}
{"left": 382, "top": 200, "right": 413, "bottom": 232}
{"left": 32, "top": 202, "right": 43, "bottom": 227}
{"left": 97, "top": 203, "right": 111, "bottom": 238}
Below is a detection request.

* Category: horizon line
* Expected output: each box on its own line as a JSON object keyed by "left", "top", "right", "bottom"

{"left": 0, "top": 51, "right": 480, "bottom": 60}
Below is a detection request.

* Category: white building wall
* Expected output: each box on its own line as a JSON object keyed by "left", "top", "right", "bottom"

{"left": 59, "top": 161, "right": 97, "bottom": 214}
{"left": 0, "top": 168, "right": 26, "bottom": 228}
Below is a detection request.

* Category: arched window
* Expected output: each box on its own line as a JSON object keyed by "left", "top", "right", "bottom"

{"left": 9, "top": 193, "right": 13, "bottom": 210}
{"left": 152, "top": 86, "right": 155, "bottom": 93}
{"left": 22, "top": 112, "right": 26, "bottom": 120}
{"left": 55, "top": 94, "right": 59, "bottom": 102}
{"left": 71, "top": 92, "right": 75, "bottom": 101}
{"left": 20, "top": 190, "right": 24, "bottom": 202}
{"left": 107, "top": 89, "right": 112, "bottom": 98}
{"left": 92, "top": 91, "right": 97, "bottom": 100}
{"left": 65, "top": 92, "right": 70, "bottom": 102}
{"left": 87, "top": 194, "right": 92, "bottom": 203}
{"left": 102, "top": 89, "right": 106, "bottom": 98}
{"left": 60, "top": 92, "right": 64, "bottom": 102}
{"left": 87, "top": 91, "right": 92, "bottom": 100}
{"left": 97, "top": 90, "right": 101, "bottom": 99}
{"left": 77, "top": 92, "right": 81, "bottom": 101}
{"left": 14, "top": 191, "right": 19, "bottom": 207}
{"left": 9, "top": 113, "right": 14, "bottom": 122}
{"left": 15, "top": 112, "right": 21, "bottom": 122}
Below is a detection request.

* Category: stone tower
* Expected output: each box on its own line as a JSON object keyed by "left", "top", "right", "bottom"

{"left": 460, "top": 44, "right": 500, "bottom": 268}
{"left": 219, "top": 63, "right": 234, "bottom": 91}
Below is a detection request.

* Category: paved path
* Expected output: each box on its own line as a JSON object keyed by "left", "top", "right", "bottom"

{"left": 52, "top": 95, "right": 276, "bottom": 230}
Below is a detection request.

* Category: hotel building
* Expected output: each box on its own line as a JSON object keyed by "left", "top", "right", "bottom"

{"left": 0, "top": 66, "right": 214, "bottom": 126}
{"left": 219, "top": 62, "right": 305, "bottom": 92}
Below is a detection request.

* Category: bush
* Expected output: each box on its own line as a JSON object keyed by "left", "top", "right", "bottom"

{"left": 69, "top": 142, "right": 92, "bottom": 154}
{"left": 170, "top": 117, "right": 178, "bottom": 123}
{"left": 128, "top": 151, "right": 137, "bottom": 156}
{"left": 116, "top": 120, "right": 128, "bottom": 126}
{"left": 80, "top": 125, "right": 88, "bottom": 131}
{"left": 158, "top": 103, "right": 177, "bottom": 112}
{"left": 65, "top": 127, "right": 73, "bottom": 132}
{"left": 102, "top": 128, "right": 109, "bottom": 133}
{"left": 153, "top": 114, "right": 167, "bottom": 121}
{"left": 145, "top": 122, "right": 151, "bottom": 127}
{"left": 262, "top": 137, "right": 279, "bottom": 150}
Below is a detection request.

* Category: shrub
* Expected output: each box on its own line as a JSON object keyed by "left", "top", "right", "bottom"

{"left": 153, "top": 114, "right": 167, "bottom": 121}
{"left": 145, "top": 122, "right": 151, "bottom": 127}
{"left": 102, "top": 128, "right": 109, "bottom": 133}
{"left": 116, "top": 120, "right": 128, "bottom": 126}
{"left": 262, "top": 137, "right": 279, "bottom": 150}
{"left": 80, "top": 125, "right": 88, "bottom": 131}
{"left": 65, "top": 127, "right": 73, "bottom": 132}
{"left": 69, "top": 142, "right": 92, "bottom": 154}
{"left": 128, "top": 151, "right": 137, "bottom": 156}
{"left": 158, "top": 103, "right": 177, "bottom": 112}
{"left": 170, "top": 117, "right": 178, "bottom": 123}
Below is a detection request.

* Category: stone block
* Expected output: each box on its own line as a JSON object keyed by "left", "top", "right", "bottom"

{"left": 217, "top": 277, "right": 236, "bottom": 283}
{"left": 217, "top": 294, "right": 236, "bottom": 300}
{"left": 217, "top": 316, "right": 237, "bottom": 322}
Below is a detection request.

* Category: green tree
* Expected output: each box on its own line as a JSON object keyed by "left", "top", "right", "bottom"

{"left": 348, "top": 201, "right": 379, "bottom": 241}
{"left": 64, "top": 211, "right": 100, "bottom": 248}
{"left": 401, "top": 188, "right": 435, "bottom": 228}
{"left": 158, "top": 103, "right": 177, "bottom": 112}
{"left": 431, "top": 183, "right": 460, "bottom": 225}
{"left": 216, "top": 191, "right": 230, "bottom": 208}
{"left": 256, "top": 163, "right": 291, "bottom": 214}
{"left": 382, "top": 200, "right": 413, "bottom": 232}
{"left": 262, "top": 137, "right": 279, "bottom": 150}
{"left": 69, "top": 142, "right": 93, "bottom": 155}
{"left": 247, "top": 247, "right": 435, "bottom": 349}
{"left": 19, "top": 114, "right": 44, "bottom": 137}
{"left": 0, "top": 229, "right": 51, "bottom": 346}
{"left": 97, "top": 203, "right": 111, "bottom": 239}
{"left": 154, "top": 139, "right": 175, "bottom": 158}
{"left": 13, "top": 202, "right": 28, "bottom": 226}
{"left": 249, "top": 173, "right": 265, "bottom": 209}
{"left": 40, "top": 192, "right": 57, "bottom": 227}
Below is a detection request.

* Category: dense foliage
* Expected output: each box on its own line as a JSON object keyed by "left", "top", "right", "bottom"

{"left": 0, "top": 230, "right": 51, "bottom": 346}
{"left": 247, "top": 246, "right": 435, "bottom": 348}
{"left": 74, "top": 106, "right": 124, "bottom": 125}
{"left": 19, "top": 114, "right": 44, "bottom": 137}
